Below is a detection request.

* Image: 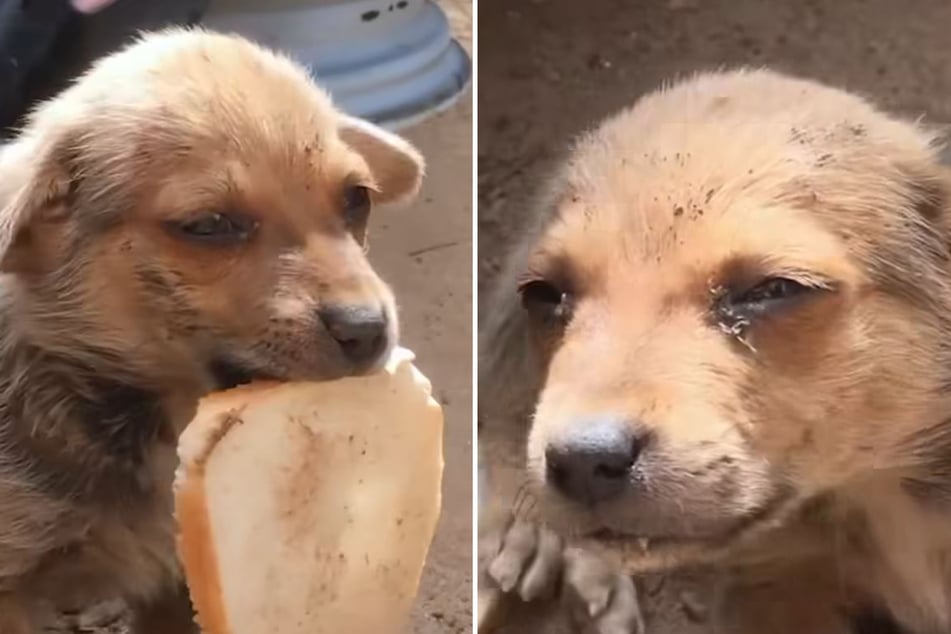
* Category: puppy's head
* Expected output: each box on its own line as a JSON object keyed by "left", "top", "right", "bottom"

{"left": 515, "top": 70, "right": 951, "bottom": 553}
{"left": 0, "top": 29, "right": 423, "bottom": 389}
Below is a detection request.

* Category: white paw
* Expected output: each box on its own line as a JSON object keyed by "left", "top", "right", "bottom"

{"left": 564, "top": 546, "right": 645, "bottom": 634}
{"left": 487, "top": 519, "right": 564, "bottom": 602}
{"left": 483, "top": 519, "right": 645, "bottom": 634}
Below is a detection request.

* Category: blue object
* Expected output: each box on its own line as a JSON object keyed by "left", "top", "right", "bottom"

{"left": 204, "top": 0, "right": 471, "bottom": 130}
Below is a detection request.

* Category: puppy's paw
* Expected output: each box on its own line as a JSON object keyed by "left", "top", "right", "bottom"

{"left": 564, "top": 546, "right": 645, "bottom": 634}
{"left": 486, "top": 519, "right": 565, "bottom": 602}
{"left": 482, "top": 519, "right": 644, "bottom": 634}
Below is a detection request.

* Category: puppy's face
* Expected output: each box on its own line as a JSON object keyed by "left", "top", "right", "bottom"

{"left": 519, "top": 71, "right": 951, "bottom": 552}
{"left": 0, "top": 30, "right": 423, "bottom": 389}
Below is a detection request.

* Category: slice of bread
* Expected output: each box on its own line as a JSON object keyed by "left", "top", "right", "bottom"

{"left": 174, "top": 348, "right": 444, "bottom": 634}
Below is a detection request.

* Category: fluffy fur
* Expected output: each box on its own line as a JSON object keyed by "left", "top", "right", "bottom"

{"left": 0, "top": 28, "right": 423, "bottom": 631}
{"left": 479, "top": 69, "right": 951, "bottom": 633}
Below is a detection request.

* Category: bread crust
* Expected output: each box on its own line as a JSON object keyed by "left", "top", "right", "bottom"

{"left": 175, "top": 407, "right": 247, "bottom": 634}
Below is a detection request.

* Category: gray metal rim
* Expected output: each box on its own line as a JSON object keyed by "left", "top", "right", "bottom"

{"left": 204, "top": 0, "right": 471, "bottom": 130}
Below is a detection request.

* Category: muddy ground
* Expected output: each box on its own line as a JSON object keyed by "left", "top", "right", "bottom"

{"left": 478, "top": 0, "right": 951, "bottom": 631}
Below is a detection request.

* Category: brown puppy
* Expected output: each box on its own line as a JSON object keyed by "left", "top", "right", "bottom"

{"left": 480, "top": 69, "right": 951, "bottom": 633}
{"left": 0, "top": 28, "right": 423, "bottom": 631}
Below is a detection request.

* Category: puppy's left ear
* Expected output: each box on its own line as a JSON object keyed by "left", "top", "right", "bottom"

{"left": 339, "top": 115, "right": 425, "bottom": 206}
{"left": 0, "top": 134, "right": 76, "bottom": 274}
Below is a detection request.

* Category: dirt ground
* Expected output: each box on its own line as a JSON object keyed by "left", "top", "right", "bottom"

{"left": 386, "top": 2, "right": 473, "bottom": 632}
{"left": 478, "top": 0, "right": 951, "bottom": 631}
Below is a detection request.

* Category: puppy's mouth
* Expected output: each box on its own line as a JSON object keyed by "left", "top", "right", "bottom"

{"left": 208, "top": 357, "right": 280, "bottom": 391}
{"left": 586, "top": 527, "right": 687, "bottom": 548}
{"left": 574, "top": 489, "right": 798, "bottom": 574}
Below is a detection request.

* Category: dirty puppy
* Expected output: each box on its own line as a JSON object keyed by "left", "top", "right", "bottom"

{"left": 481, "top": 69, "right": 951, "bottom": 634}
{"left": 0, "top": 28, "right": 423, "bottom": 631}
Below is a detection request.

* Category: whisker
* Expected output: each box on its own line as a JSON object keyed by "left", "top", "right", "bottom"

{"left": 520, "top": 496, "right": 539, "bottom": 521}
{"left": 514, "top": 486, "right": 538, "bottom": 520}
{"left": 511, "top": 481, "right": 531, "bottom": 516}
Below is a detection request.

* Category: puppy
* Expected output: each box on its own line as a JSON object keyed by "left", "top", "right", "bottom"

{"left": 480, "top": 69, "right": 951, "bottom": 633}
{"left": 0, "top": 28, "right": 423, "bottom": 631}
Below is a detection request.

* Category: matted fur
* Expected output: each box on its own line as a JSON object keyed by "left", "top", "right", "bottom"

{"left": 0, "top": 28, "right": 423, "bottom": 631}
{"left": 480, "top": 69, "right": 951, "bottom": 633}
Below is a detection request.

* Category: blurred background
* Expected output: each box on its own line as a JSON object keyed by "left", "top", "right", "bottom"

{"left": 0, "top": 0, "right": 470, "bottom": 132}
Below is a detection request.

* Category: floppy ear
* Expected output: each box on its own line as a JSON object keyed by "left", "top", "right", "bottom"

{"left": 0, "top": 134, "right": 76, "bottom": 273}
{"left": 338, "top": 114, "right": 425, "bottom": 206}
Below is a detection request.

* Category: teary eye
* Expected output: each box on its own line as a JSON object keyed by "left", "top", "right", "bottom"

{"left": 167, "top": 212, "right": 258, "bottom": 246}
{"left": 728, "top": 277, "right": 816, "bottom": 318}
{"left": 519, "top": 279, "right": 572, "bottom": 326}
{"left": 713, "top": 275, "right": 832, "bottom": 347}
{"left": 343, "top": 184, "right": 372, "bottom": 232}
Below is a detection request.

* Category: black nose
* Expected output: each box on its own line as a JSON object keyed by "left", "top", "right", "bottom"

{"left": 545, "top": 416, "right": 645, "bottom": 505}
{"left": 318, "top": 305, "right": 388, "bottom": 367}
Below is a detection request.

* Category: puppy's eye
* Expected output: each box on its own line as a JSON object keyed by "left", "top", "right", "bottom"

{"left": 343, "top": 184, "right": 371, "bottom": 230}
{"left": 168, "top": 212, "right": 258, "bottom": 245}
{"left": 519, "top": 279, "right": 572, "bottom": 325}
{"left": 724, "top": 277, "right": 819, "bottom": 319}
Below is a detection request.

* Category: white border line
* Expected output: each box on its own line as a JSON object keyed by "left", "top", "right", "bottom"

{"left": 470, "top": 0, "right": 480, "bottom": 630}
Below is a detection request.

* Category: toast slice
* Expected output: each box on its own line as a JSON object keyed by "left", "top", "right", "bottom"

{"left": 174, "top": 348, "right": 444, "bottom": 634}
